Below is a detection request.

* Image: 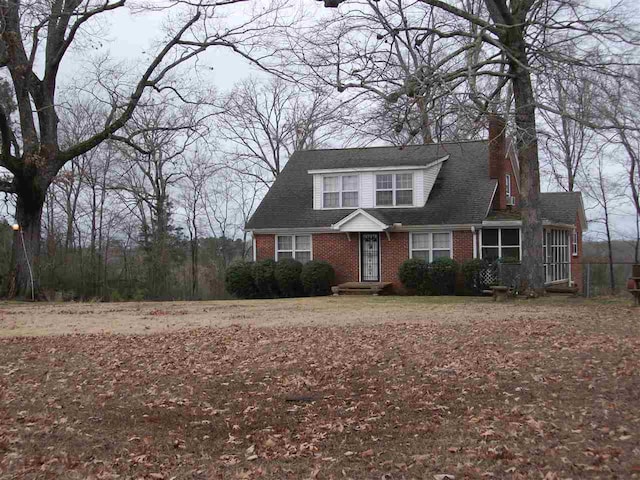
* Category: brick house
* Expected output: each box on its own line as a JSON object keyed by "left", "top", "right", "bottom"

{"left": 246, "top": 118, "right": 587, "bottom": 292}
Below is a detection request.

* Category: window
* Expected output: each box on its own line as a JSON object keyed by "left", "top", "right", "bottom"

{"left": 376, "top": 173, "right": 413, "bottom": 206}
{"left": 481, "top": 228, "right": 521, "bottom": 262}
{"left": 277, "top": 235, "right": 312, "bottom": 263}
{"left": 410, "top": 232, "right": 451, "bottom": 261}
{"left": 544, "top": 229, "right": 570, "bottom": 282}
{"left": 376, "top": 174, "right": 393, "bottom": 206}
{"left": 342, "top": 175, "right": 359, "bottom": 207}
{"left": 323, "top": 175, "right": 358, "bottom": 208}
{"left": 505, "top": 174, "right": 512, "bottom": 198}
{"left": 572, "top": 231, "right": 578, "bottom": 256}
{"left": 323, "top": 176, "right": 339, "bottom": 208}
{"left": 395, "top": 173, "right": 413, "bottom": 205}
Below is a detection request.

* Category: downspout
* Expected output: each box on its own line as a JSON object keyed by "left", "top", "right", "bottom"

{"left": 252, "top": 233, "right": 257, "bottom": 262}
{"left": 471, "top": 226, "right": 477, "bottom": 259}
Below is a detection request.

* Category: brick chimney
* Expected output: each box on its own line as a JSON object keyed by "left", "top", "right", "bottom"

{"left": 488, "top": 114, "right": 507, "bottom": 210}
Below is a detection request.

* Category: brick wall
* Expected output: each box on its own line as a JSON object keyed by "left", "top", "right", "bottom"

{"left": 453, "top": 230, "right": 474, "bottom": 262}
{"left": 312, "top": 233, "right": 359, "bottom": 285}
{"left": 488, "top": 115, "right": 520, "bottom": 212}
{"left": 571, "top": 213, "right": 583, "bottom": 292}
{"left": 380, "top": 232, "right": 409, "bottom": 291}
{"left": 254, "top": 234, "right": 275, "bottom": 261}
{"left": 257, "top": 230, "right": 479, "bottom": 293}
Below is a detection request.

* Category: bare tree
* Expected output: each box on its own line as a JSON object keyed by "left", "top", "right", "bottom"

{"left": 580, "top": 155, "right": 626, "bottom": 293}
{"left": 539, "top": 67, "right": 597, "bottom": 192}
{"left": 113, "top": 99, "right": 208, "bottom": 298}
{"left": 217, "top": 77, "right": 345, "bottom": 186}
{"left": 0, "top": 0, "right": 285, "bottom": 297}
{"left": 179, "top": 152, "right": 218, "bottom": 298}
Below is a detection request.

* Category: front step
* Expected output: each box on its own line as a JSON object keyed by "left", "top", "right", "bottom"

{"left": 545, "top": 285, "right": 579, "bottom": 295}
{"left": 332, "top": 282, "right": 393, "bottom": 296}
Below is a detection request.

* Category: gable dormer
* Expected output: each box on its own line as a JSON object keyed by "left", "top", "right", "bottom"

{"left": 308, "top": 156, "right": 448, "bottom": 210}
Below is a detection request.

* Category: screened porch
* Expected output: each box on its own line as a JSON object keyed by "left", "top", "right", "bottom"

{"left": 480, "top": 226, "right": 575, "bottom": 286}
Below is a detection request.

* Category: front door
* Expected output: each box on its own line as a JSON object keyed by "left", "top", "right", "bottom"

{"left": 361, "top": 233, "right": 380, "bottom": 282}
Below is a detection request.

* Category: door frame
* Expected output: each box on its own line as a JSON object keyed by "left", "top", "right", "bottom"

{"left": 359, "top": 232, "right": 381, "bottom": 282}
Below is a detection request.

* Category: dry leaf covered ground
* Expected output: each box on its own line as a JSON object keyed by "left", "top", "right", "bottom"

{"left": 0, "top": 296, "right": 639, "bottom": 479}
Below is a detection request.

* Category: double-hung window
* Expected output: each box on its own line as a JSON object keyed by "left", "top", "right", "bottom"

{"left": 505, "top": 174, "right": 512, "bottom": 198}
{"left": 410, "top": 232, "right": 451, "bottom": 261}
{"left": 481, "top": 228, "right": 520, "bottom": 262}
{"left": 276, "top": 235, "right": 312, "bottom": 263}
{"left": 376, "top": 173, "right": 413, "bottom": 206}
{"left": 323, "top": 175, "right": 358, "bottom": 208}
{"left": 572, "top": 231, "right": 578, "bottom": 256}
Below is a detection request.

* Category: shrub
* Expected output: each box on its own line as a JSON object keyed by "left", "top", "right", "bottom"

{"left": 225, "top": 261, "right": 257, "bottom": 299}
{"left": 301, "top": 260, "right": 336, "bottom": 296}
{"left": 398, "top": 258, "right": 429, "bottom": 294}
{"left": 275, "top": 258, "right": 303, "bottom": 297}
{"left": 429, "top": 257, "right": 458, "bottom": 295}
{"left": 461, "top": 258, "right": 490, "bottom": 295}
{"left": 253, "top": 259, "right": 279, "bottom": 298}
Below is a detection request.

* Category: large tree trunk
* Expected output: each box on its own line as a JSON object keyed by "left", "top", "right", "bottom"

{"left": 511, "top": 48, "right": 545, "bottom": 293}
{"left": 8, "top": 189, "right": 45, "bottom": 299}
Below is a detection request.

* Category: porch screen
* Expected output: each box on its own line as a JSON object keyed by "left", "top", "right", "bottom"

{"left": 544, "top": 229, "right": 570, "bottom": 283}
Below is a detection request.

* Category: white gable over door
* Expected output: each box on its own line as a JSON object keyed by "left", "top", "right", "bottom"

{"left": 331, "top": 209, "right": 389, "bottom": 232}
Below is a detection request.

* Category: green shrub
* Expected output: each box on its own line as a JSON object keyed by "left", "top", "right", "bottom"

{"left": 429, "top": 257, "right": 458, "bottom": 295}
{"left": 301, "top": 260, "right": 336, "bottom": 296}
{"left": 225, "top": 261, "right": 257, "bottom": 299}
{"left": 253, "top": 259, "right": 279, "bottom": 298}
{"left": 398, "top": 258, "right": 429, "bottom": 294}
{"left": 275, "top": 258, "right": 303, "bottom": 297}
{"left": 460, "top": 258, "right": 490, "bottom": 295}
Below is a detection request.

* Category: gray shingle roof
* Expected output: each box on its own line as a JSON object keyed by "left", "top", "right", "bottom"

{"left": 539, "top": 192, "right": 584, "bottom": 226}
{"left": 245, "top": 142, "right": 583, "bottom": 230}
{"left": 246, "top": 141, "right": 496, "bottom": 229}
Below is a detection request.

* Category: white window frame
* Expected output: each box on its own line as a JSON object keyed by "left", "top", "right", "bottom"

{"left": 505, "top": 173, "right": 512, "bottom": 198}
{"left": 276, "top": 234, "right": 313, "bottom": 263}
{"left": 480, "top": 228, "right": 521, "bottom": 261}
{"left": 409, "top": 231, "right": 452, "bottom": 262}
{"left": 375, "top": 172, "right": 414, "bottom": 207}
{"left": 572, "top": 231, "right": 578, "bottom": 256}
{"left": 322, "top": 175, "right": 359, "bottom": 209}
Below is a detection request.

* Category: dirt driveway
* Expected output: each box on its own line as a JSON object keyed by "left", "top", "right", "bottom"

{"left": 0, "top": 295, "right": 635, "bottom": 337}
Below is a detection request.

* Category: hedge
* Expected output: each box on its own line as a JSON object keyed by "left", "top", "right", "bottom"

{"left": 460, "top": 258, "right": 490, "bottom": 295}
{"left": 225, "top": 261, "right": 258, "bottom": 299}
{"left": 301, "top": 260, "right": 336, "bottom": 296}
{"left": 398, "top": 258, "right": 428, "bottom": 291}
{"left": 428, "top": 257, "right": 458, "bottom": 295}
{"left": 275, "top": 258, "right": 304, "bottom": 297}
{"left": 398, "top": 257, "right": 458, "bottom": 295}
{"left": 253, "top": 259, "right": 279, "bottom": 298}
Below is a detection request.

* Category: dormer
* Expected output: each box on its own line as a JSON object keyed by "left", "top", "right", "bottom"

{"left": 308, "top": 156, "right": 448, "bottom": 210}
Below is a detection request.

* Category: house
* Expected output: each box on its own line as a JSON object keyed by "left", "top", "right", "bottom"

{"left": 245, "top": 117, "right": 588, "bottom": 292}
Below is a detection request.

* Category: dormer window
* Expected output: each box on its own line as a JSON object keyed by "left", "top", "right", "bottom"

{"left": 323, "top": 175, "right": 359, "bottom": 208}
{"left": 376, "top": 173, "right": 413, "bottom": 206}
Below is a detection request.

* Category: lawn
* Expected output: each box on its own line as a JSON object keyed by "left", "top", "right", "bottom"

{"left": 1, "top": 297, "right": 639, "bottom": 479}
